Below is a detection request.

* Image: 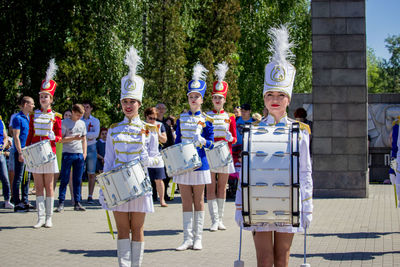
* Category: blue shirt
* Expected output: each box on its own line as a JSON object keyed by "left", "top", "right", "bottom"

{"left": 12, "top": 111, "right": 30, "bottom": 148}
{"left": 0, "top": 118, "right": 5, "bottom": 150}
{"left": 235, "top": 116, "right": 255, "bottom": 146}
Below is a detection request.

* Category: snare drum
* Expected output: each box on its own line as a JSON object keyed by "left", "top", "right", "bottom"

{"left": 161, "top": 143, "right": 202, "bottom": 177}
{"left": 205, "top": 141, "right": 233, "bottom": 171}
{"left": 241, "top": 123, "right": 300, "bottom": 227}
{"left": 96, "top": 160, "right": 152, "bottom": 209}
{"left": 21, "top": 140, "right": 56, "bottom": 170}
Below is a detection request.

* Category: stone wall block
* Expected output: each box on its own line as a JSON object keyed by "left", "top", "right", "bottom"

{"left": 346, "top": 18, "right": 365, "bottom": 34}
{"left": 313, "top": 155, "right": 348, "bottom": 171}
{"left": 313, "top": 52, "right": 346, "bottom": 69}
{"left": 313, "top": 121, "right": 333, "bottom": 137}
{"left": 330, "top": 1, "right": 365, "bottom": 17}
{"left": 312, "top": 35, "right": 332, "bottom": 52}
{"left": 332, "top": 137, "right": 366, "bottom": 154}
{"left": 348, "top": 155, "right": 367, "bottom": 171}
{"left": 347, "top": 86, "right": 367, "bottom": 103}
{"left": 332, "top": 35, "right": 365, "bottom": 51}
{"left": 346, "top": 52, "right": 366, "bottom": 68}
{"left": 312, "top": 69, "right": 332, "bottom": 86}
{"left": 312, "top": 18, "right": 346, "bottom": 34}
{"left": 313, "top": 86, "right": 347, "bottom": 103}
{"left": 332, "top": 120, "right": 347, "bottom": 137}
{"left": 348, "top": 121, "right": 367, "bottom": 137}
{"left": 313, "top": 137, "right": 332, "bottom": 154}
{"left": 331, "top": 69, "right": 366, "bottom": 86}
{"left": 312, "top": 1, "right": 330, "bottom": 17}
{"left": 312, "top": 103, "right": 332, "bottom": 120}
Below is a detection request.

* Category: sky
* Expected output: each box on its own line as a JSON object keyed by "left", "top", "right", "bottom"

{"left": 366, "top": 0, "right": 400, "bottom": 60}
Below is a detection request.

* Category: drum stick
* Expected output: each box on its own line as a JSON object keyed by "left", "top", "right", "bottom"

{"left": 170, "top": 182, "right": 176, "bottom": 200}
{"left": 394, "top": 184, "right": 398, "bottom": 208}
{"left": 105, "top": 210, "right": 115, "bottom": 240}
{"left": 234, "top": 226, "right": 244, "bottom": 267}
{"left": 300, "top": 227, "right": 310, "bottom": 267}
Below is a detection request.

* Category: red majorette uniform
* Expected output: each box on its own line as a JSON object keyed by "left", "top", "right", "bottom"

{"left": 26, "top": 64, "right": 62, "bottom": 174}
{"left": 205, "top": 62, "right": 237, "bottom": 232}
{"left": 26, "top": 59, "right": 62, "bottom": 230}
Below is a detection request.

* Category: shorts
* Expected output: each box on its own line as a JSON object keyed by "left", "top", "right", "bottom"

{"left": 148, "top": 167, "right": 166, "bottom": 180}
{"left": 85, "top": 144, "right": 97, "bottom": 174}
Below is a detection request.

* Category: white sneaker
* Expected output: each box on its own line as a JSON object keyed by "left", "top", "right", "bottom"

{"left": 4, "top": 201, "right": 14, "bottom": 209}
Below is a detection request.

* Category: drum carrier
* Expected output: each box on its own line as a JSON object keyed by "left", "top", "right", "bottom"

{"left": 241, "top": 123, "right": 300, "bottom": 227}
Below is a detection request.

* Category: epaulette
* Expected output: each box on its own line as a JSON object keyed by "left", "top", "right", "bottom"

{"left": 393, "top": 119, "right": 400, "bottom": 126}
{"left": 203, "top": 113, "right": 214, "bottom": 123}
{"left": 298, "top": 121, "right": 311, "bottom": 134}
{"left": 110, "top": 122, "right": 119, "bottom": 129}
{"left": 229, "top": 112, "right": 235, "bottom": 119}
{"left": 143, "top": 122, "right": 158, "bottom": 132}
{"left": 55, "top": 112, "right": 62, "bottom": 119}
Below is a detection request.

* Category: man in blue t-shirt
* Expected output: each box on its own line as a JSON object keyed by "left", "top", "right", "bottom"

{"left": 12, "top": 96, "right": 35, "bottom": 212}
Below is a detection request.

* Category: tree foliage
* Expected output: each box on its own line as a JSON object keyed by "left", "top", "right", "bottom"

{"left": 1, "top": 0, "right": 313, "bottom": 126}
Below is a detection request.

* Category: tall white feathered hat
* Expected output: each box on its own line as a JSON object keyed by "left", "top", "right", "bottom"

{"left": 120, "top": 46, "right": 144, "bottom": 102}
{"left": 263, "top": 25, "right": 296, "bottom": 99}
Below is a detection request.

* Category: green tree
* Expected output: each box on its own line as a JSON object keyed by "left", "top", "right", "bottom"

{"left": 238, "top": 0, "right": 311, "bottom": 113}
{"left": 143, "top": 0, "right": 188, "bottom": 115}
{"left": 382, "top": 34, "right": 400, "bottom": 92}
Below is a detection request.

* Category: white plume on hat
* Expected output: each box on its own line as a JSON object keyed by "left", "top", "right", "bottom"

{"left": 268, "top": 25, "right": 295, "bottom": 66}
{"left": 44, "top": 58, "right": 58, "bottom": 84}
{"left": 124, "top": 46, "right": 142, "bottom": 81}
{"left": 263, "top": 24, "right": 296, "bottom": 98}
{"left": 215, "top": 61, "right": 229, "bottom": 82}
{"left": 120, "top": 46, "right": 145, "bottom": 101}
{"left": 192, "top": 62, "right": 208, "bottom": 82}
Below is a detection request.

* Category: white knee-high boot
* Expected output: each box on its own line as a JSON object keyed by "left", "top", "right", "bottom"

{"left": 396, "top": 185, "right": 400, "bottom": 208}
{"left": 117, "top": 239, "right": 131, "bottom": 267}
{"left": 217, "top": 198, "right": 226, "bottom": 230}
{"left": 176, "top": 211, "right": 194, "bottom": 251}
{"left": 33, "top": 196, "right": 45, "bottom": 228}
{"left": 193, "top": 211, "right": 205, "bottom": 250}
{"left": 131, "top": 241, "right": 144, "bottom": 267}
{"left": 45, "top": 197, "right": 54, "bottom": 228}
{"left": 208, "top": 199, "right": 219, "bottom": 231}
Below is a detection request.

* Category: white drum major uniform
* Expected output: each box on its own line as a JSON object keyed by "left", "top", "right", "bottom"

{"left": 99, "top": 46, "right": 160, "bottom": 267}
{"left": 235, "top": 25, "right": 313, "bottom": 267}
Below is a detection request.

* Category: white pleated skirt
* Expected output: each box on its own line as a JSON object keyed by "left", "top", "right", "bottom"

{"left": 99, "top": 189, "right": 154, "bottom": 213}
{"left": 210, "top": 162, "right": 235, "bottom": 174}
{"left": 27, "top": 158, "right": 59, "bottom": 174}
{"left": 173, "top": 170, "right": 211, "bottom": 185}
{"left": 243, "top": 223, "right": 303, "bottom": 233}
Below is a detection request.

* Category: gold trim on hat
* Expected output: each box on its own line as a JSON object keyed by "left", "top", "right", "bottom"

{"left": 124, "top": 79, "right": 136, "bottom": 91}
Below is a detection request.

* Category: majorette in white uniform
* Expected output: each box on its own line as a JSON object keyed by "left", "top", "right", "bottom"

{"left": 235, "top": 25, "right": 313, "bottom": 234}
{"left": 99, "top": 46, "right": 160, "bottom": 267}
{"left": 174, "top": 63, "right": 214, "bottom": 251}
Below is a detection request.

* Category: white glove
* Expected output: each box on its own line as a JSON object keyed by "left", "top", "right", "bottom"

{"left": 301, "top": 212, "right": 312, "bottom": 228}
{"left": 225, "top": 131, "right": 234, "bottom": 142}
{"left": 193, "top": 134, "right": 206, "bottom": 146}
{"left": 48, "top": 131, "right": 55, "bottom": 141}
{"left": 390, "top": 173, "right": 396, "bottom": 185}
{"left": 235, "top": 208, "right": 243, "bottom": 227}
{"left": 391, "top": 158, "right": 398, "bottom": 172}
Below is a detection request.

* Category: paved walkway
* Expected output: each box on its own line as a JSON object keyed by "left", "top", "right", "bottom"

{"left": 1, "top": 184, "right": 400, "bottom": 266}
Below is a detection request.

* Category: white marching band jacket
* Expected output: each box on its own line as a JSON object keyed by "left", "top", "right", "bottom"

{"left": 103, "top": 116, "right": 161, "bottom": 173}
{"left": 235, "top": 114, "right": 313, "bottom": 232}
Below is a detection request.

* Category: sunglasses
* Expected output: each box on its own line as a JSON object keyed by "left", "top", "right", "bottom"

{"left": 148, "top": 117, "right": 156, "bottom": 120}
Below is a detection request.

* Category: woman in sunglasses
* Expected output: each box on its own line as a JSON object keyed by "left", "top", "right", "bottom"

{"left": 144, "top": 107, "right": 168, "bottom": 207}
